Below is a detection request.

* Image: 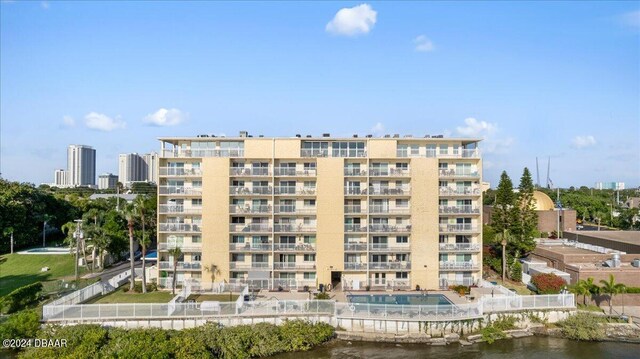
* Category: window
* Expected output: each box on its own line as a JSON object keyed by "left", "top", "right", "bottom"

{"left": 410, "top": 145, "right": 419, "bottom": 156}
{"left": 332, "top": 142, "right": 365, "bottom": 157}
{"left": 396, "top": 272, "right": 408, "bottom": 279}
{"left": 192, "top": 236, "right": 202, "bottom": 243}
{"left": 426, "top": 144, "right": 437, "bottom": 157}
{"left": 304, "top": 272, "right": 316, "bottom": 279}
{"left": 193, "top": 253, "right": 202, "bottom": 261}
{"left": 396, "top": 162, "right": 408, "bottom": 170}
{"left": 232, "top": 236, "right": 245, "bottom": 243}
{"left": 231, "top": 253, "right": 245, "bottom": 261}
{"left": 192, "top": 199, "right": 202, "bottom": 206}
{"left": 439, "top": 235, "right": 448, "bottom": 243}
{"left": 303, "top": 254, "right": 316, "bottom": 262}
{"left": 303, "top": 162, "right": 316, "bottom": 170}
{"left": 192, "top": 181, "right": 202, "bottom": 188}
{"left": 304, "top": 199, "right": 316, "bottom": 207}
{"left": 439, "top": 145, "right": 449, "bottom": 155}
{"left": 303, "top": 235, "right": 316, "bottom": 244}
{"left": 396, "top": 236, "right": 408, "bottom": 243}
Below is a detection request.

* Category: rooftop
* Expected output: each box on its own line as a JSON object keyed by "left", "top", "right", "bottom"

{"left": 158, "top": 132, "right": 482, "bottom": 143}
{"left": 566, "top": 231, "right": 640, "bottom": 246}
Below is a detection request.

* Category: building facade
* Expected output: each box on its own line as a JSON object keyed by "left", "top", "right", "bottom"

{"left": 595, "top": 182, "right": 625, "bottom": 190}
{"left": 156, "top": 133, "right": 483, "bottom": 291}
{"left": 144, "top": 152, "right": 159, "bottom": 184}
{"left": 54, "top": 169, "right": 69, "bottom": 187}
{"left": 119, "top": 153, "right": 148, "bottom": 187}
{"left": 67, "top": 145, "right": 96, "bottom": 186}
{"left": 98, "top": 173, "right": 119, "bottom": 190}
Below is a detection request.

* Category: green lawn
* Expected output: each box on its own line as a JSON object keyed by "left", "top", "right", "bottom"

{"left": 86, "top": 287, "right": 174, "bottom": 304}
{"left": 0, "top": 253, "right": 87, "bottom": 297}
{"left": 186, "top": 294, "right": 239, "bottom": 302}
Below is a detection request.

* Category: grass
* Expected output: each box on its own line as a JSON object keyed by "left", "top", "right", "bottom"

{"left": 85, "top": 287, "right": 174, "bottom": 304}
{"left": 497, "top": 280, "right": 534, "bottom": 295}
{"left": 0, "top": 253, "right": 88, "bottom": 297}
{"left": 186, "top": 294, "right": 239, "bottom": 302}
{"left": 577, "top": 303, "right": 605, "bottom": 313}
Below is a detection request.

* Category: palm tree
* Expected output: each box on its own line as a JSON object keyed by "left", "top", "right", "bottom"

{"left": 90, "top": 226, "right": 110, "bottom": 270}
{"left": 123, "top": 203, "right": 137, "bottom": 291}
{"left": 134, "top": 196, "right": 149, "bottom": 293}
{"left": 494, "top": 229, "right": 515, "bottom": 283}
{"left": 599, "top": 274, "right": 625, "bottom": 315}
{"left": 570, "top": 280, "right": 591, "bottom": 306}
{"left": 41, "top": 214, "right": 55, "bottom": 248}
{"left": 168, "top": 247, "right": 182, "bottom": 295}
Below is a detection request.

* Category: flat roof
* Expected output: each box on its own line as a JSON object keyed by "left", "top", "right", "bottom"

{"left": 158, "top": 136, "right": 482, "bottom": 143}
{"left": 566, "top": 231, "right": 640, "bottom": 246}
{"left": 537, "top": 244, "right": 598, "bottom": 255}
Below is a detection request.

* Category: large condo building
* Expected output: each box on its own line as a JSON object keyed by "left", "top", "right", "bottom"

{"left": 67, "top": 145, "right": 96, "bottom": 186}
{"left": 119, "top": 153, "right": 148, "bottom": 186}
{"left": 156, "top": 133, "right": 483, "bottom": 291}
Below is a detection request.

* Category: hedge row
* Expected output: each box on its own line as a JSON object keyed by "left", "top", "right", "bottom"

{"left": 0, "top": 282, "right": 43, "bottom": 314}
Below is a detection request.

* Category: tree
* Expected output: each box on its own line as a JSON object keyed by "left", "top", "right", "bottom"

{"left": 123, "top": 204, "right": 137, "bottom": 291}
{"left": 168, "top": 247, "right": 183, "bottom": 295}
{"left": 570, "top": 280, "right": 592, "bottom": 306}
{"left": 89, "top": 225, "right": 110, "bottom": 270}
{"left": 492, "top": 171, "right": 516, "bottom": 233}
{"left": 135, "top": 196, "right": 149, "bottom": 293}
{"left": 494, "top": 229, "right": 515, "bottom": 283}
{"left": 204, "top": 263, "right": 221, "bottom": 283}
{"left": 599, "top": 274, "right": 625, "bottom": 315}
{"left": 531, "top": 273, "right": 566, "bottom": 294}
{"left": 511, "top": 167, "right": 537, "bottom": 255}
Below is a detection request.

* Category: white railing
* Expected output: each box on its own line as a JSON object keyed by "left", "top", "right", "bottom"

{"left": 369, "top": 244, "right": 411, "bottom": 252}
{"left": 344, "top": 262, "right": 368, "bottom": 270}
{"left": 439, "top": 243, "right": 481, "bottom": 251}
{"left": 344, "top": 224, "right": 367, "bottom": 232}
{"left": 479, "top": 280, "right": 517, "bottom": 297}
{"left": 438, "top": 169, "right": 480, "bottom": 178}
{"left": 229, "top": 168, "right": 270, "bottom": 176}
{"left": 438, "top": 224, "right": 478, "bottom": 232}
{"left": 369, "top": 224, "right": 412, "bottom": 233}
{"left": 229, "top": 243, "right": 273, "bottom": 251}
{"left": 158, "top": 261, "right": 202, "bottom": 271}
{"left": 158, "top": 205, "right": 202, "bottom": 214}
{"left": 368, "top": 186, "right": 411, "bottom": 195}
{"left": 159, "top": 223, "right": 202, "bottom": 232}
{"left": 273, "top": 243, "right": 316, "bottom": 251}
{"left": 273, "top": 262, "right": 316, "bottom": 270}
{"left": 158, "top": 186, "right": 202, "bottom": 195}
{"left": 229, "top": 186, "right": 273, "bottom": 195}
{"left": 439, "top": 187, "right": 481, "bottom": 196}
{"left": 344, "top": 168, "right": 367, "bottom": 176}
{"left": 439, "top": 261, "right": 479, "bottom": 270}
{"left": 159, "top": 167, "right": 203, "bottom": 176}
{"left": 344, "top": 243, "right": 367, "bottom": 251}
{"left": 335, "top": 301, "right": 483, "bottom": 321}
{"left": 368, "top": 206, "right": 411, "bottom": 214}
{"left": 161, "top": 149, "right": 244, "bottom": 158}
{"left": 229, "top": 205, "right": 272, "bottom": 214}
{"left": 229, "top": 262, "right": 270, "bottom": 270}
{"left": 229, "top": 223, "right": 272, "bottom": 232}
{"left": 332, "top": 149, "right": 367, "bottom": 158}
{"left": 274, "top": 187, "right": 317, "bottom": 195}
{"left": 274, "top": 224, "right": 316, "bottom": 232}
{"left": 273, "top": 205, "right": 317, "bottom": 214}
{"left": 344, "top": 205, "right": 365, "bottom": 214}
{"left": 157, "top": 243, "right": 202, "bottom": 252}
{"left": 396, "top": 149, "right": 480, "bottom": 159}
{"left": 438, "top": 205, "right": 480, "bottom": 214}
{"left": 46, "top": 281, "right": 106, "bottom": 307}
{"left": 369, "top": 262, "right": 411, "bottom": 270}
{"left": 481, "top": 294, "right": 574, "bottom": 312}
{"left": 369, "top": 168, "right": 410, "bottom": 177}
{"left": 274, "top": 168, "right": 317, "bottom": 176}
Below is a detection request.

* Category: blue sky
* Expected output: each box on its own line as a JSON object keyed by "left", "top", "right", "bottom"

{"left": 1, "top": 1, "right": 639, "bottom": 188}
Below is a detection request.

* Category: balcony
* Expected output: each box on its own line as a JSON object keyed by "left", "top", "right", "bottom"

{"left": 159, "top": 167, "right": 203, "bottom": 176}
{"left": 344, "top": 224, "right": 367, "bottom": 233}
{"left": 161, "top": 149, "right": 244, "bottom": 158}
{"left": 344, "top": 243, "right": 367, "bottom": 251}
{"left": 273, "top": 243, "right": 316, "bottom": 251}
{"left": 419, "top": 149, "right": 480, "bottom": 159}
{"left": 369, "top": 224, "right": 412, "bottom": 233}
{"left": 229, "top": 186, "right": 273, "bottom": 195}
{"left": 158, "top": 205, "right": 202, "bottom": 214}
{"left": 157, "top": 243, "right": 202, "bottom": 252}
{"left": 344, "top": 168, "right": 367, "bottom": 176}
{"left": 158, "top": 186, "right": 202, "bottom": 195}
{"left": 369, "top": 262, "right": 411, "bottom": 270}
{"left": 274, "top": 168, "right": 317, "bottom": 176}
{"left": 332, "top": 149, "right": 367, "bottom": 158}
{"left": 369, "top": 279, "right": 411, "bottom": 290}
{"left": 274, "top": 187, "right": 317, "bottom": 195}
{"left": 159, "top": 223, "right": 201, "bottom": 233}
{"left": 344, "top": 187, "right": 366, "bottom": 196}
{"left": 439, "top": 243, "right": 481, "bottom": 252}
{"left": 438, "top": 224, "right": 478, "bottom": 233}
{"left": 368, "top": 206, "right": 411, "bottom": 214}
{"left": 439, "top": 187, "right": 481, "bottom": 196}
{"left": 369, "top": 168, "right": 410, "bottom": 177}
{"left": 438, "top": 168, "right": 480, "bottom": 178}
{"left": 229, "top": 205, "right": 272, "bottom": 214}
{"left": 368, "top": 186, "right": 411, "bottom": 196}
{"left": 273, "top": 205, "right": 317, "bottom": 215}
{"left": 344, "top": 205, "right": 364, "bottom": 214}
{"left": 230, "top": 168, "right": 271, "bottom": 176}
{"left": 230, "top": 262, "right": 270, "bottom": 270}
{"left": 229, "top": 243, "right": 273, "bottom": 251}
{"left": 438, "top": 205, "right": 480, "bottom": 214}
{"left": 158, "top": 261, "right": 202, "bottom": 271}
{"left": 300, "top": 149, "right": 329, "bottom": 157}
{"left": 439, "top": 261, "right": 480, "bottom": 270}
{"left": 273, "top": 262, "right": 316, "bottom": 270}
{"left": 344, "top": 262, "right": 368, "bottom": 271}
{"left": 229, "top": 224, "right": 272, "bottom": 233}
{"left": 274, "top": 224, "right": 316, "bottom": 233}
{"left": 369, "top": 244, "right": 411, "bottom": 252}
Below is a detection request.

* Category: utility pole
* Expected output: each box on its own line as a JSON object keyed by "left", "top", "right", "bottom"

{"left": 42, "top": 220, "right": 48, "bottom": 248}
{"left": 10, "top": 231, "right": 13, "bottom": 254}
{"left": 73, "top": 219, "right": 83, "bottom": 284}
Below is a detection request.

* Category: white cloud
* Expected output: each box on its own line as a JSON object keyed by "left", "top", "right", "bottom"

{"left": 84, "top": 112, "right": 126, "bottom": 132}
{"left": 62, "top": 115, "right": 75, "bottom": 127}
{"left": 413, "top": 35, "right": 434, "bottom": 52}
{"left": 455, "top": 117, "right": 513, "bottom": 154}
{"left": 143, "top": 108, "right": 187, "bottom": 126}
{"left": 371, "top": 122, "right": 384, "bottom": 135}
{"left": 326, "top": 4, "right": 377, "bottom": 36}
{"left": 571, "top": 135, "right": 597, "bottom": 149}
{"left": 619, "top": 10, "right": 640, "bottom": 28}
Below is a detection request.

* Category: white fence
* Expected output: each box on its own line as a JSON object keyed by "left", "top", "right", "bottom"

{"left": 480, "top": 280, "right": 518, "bottom": 297}
{"left": 42, "top": 294, "right": 575, "bottom": 323}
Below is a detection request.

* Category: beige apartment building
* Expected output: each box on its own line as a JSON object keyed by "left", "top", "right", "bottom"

{"left": 156, "top": 132, "right": 483, "bottom": 291}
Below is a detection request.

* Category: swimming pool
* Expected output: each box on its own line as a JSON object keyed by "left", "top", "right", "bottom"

{"left": 347, "top": 293, "right": 453, "bottom": 306}
{"left": 19, "top": 247, "right": 69, "bottom": 255}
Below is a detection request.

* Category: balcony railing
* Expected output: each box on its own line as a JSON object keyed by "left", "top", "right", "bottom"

{"left": 369, "top": 224, "right": 412, "bottom": 233}
{"left": 439, "top": 243, "right": 481, "bottom": 251}
{"left": 369, "top": 168, "right": 410, "bottom": 177}
{"left": 423, "top": 149, "right": 480, "bottom": 159}
{"left": 159, "top": 223, "right": 201, "bottom": 232}
{"left": 344, "top": 168, "right": 367, "bottom": 176}
{"left": 230, "top": 168, "right": 270, "bottom": 176}
{"left": 344, "top": 224, "right": 367, "bottom": 232}
{"left": 369, "top": 244, "right": 411, "bottom": 252}
{"left": 158, "top": 261, "right": 202, "bottom": 271}
{"left": 274, "top": 187, "right": 317, "bottom": 195}
{"left": 438, "top": 169, "right": 480, "bottom": 178}
{"left": 161, "top": 149, "right": 244, "bottom": 158}
{"left": 368, "top": 279, "right": 411, "bottom": 290}
{"left": 229, "top": 224, "right": 272, "bottom": 233}
{"left": 300, "top": 149, "right": 329, "bottom": 157}
{"left": 344, "top": 262, "right": 368, "bottom": 270}
{"left": 344, "top": 205, "right": 364, "bottom": 214}
{"left": 344, "top": 187, "right": 365, "bottom": 195}
{"left": 229, "top": 205, "right": 272, "bottom": 214}
{"left": 273, "top": 262, "right": 316, "bottom": 270}
{"left": 344, "top": 243, "right": 367, "bottom": 251}
{"left": 229, "top": 262, "right": 270, "bottom": 270}
{"left": 274, "top": 224, "right": 316, "bottom": 233}
{"left": 439, "top": 261, "right": 479, "bottom": 270}
{"left": 438, "top": 205, "right": 480, "bottom": 214}
{"left": 273, "top": 205, "right": 317, "bottom": 214}
{"left": 439, "top": 187, "right": 481, "bottom": 196}
{"left": 229, "top": 243, "right": 273, "bottom": 251}
{"left": 159, "top": 167, "right": 203, "bottom": 176}
{"left": 368, "top": 206, "right": 410, "bottom": 214}
{"left": 157, "top": 243, "right": 202, "bottom": 252}
{"left": 438, "top": 224, "right": 478, "bottom": 232}
{"left": 369, "top": 262, "right": 411, "bottom": 270}
{"left": 158, "top": 205, "right": 202, "bottom": 214}
{"left": 273, "top": 243, "right": 316, "bottom": 251}
{"left": 368, "top": 186, "right": 411, "bottom": 195}
{"left": 274, "top": 168, "right": 317, "bottom": 176}
{"left": 229, "top": 186, "right": 273, "bottom": 195}
{"left": 158, "top": 186, "right": 202, "bottom": 195}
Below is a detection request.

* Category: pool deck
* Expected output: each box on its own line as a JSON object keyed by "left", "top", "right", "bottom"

{"left": 18, "top": 247, "right": 70, "bottom": 255}
{"left": 254, "top": 290, "right": 470, "bottom": 305}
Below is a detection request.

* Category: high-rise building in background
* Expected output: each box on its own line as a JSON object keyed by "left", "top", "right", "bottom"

{"left": 54, "top": 169, "right": 69, "bottom": 187}
{"left": 67, "top": 145, "right": 96, "bottom": 187}
{"left": 144, "top": 152, "right": 159, "bottom": 184}
{"left": 156, "top": 132, "right": 483, "bottom": 291}
{"left": 595, "top": 182, "right": 625, "bottom": 190}
{"left": 119, "top": 153, "right": 148, "bottom": 187}
{"left": 98, "top": 173, "right": 118, "bottom": 190}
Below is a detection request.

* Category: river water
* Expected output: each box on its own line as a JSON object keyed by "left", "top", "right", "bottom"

{"left": 273, "top": 336, "right": 639, "bottom": 359}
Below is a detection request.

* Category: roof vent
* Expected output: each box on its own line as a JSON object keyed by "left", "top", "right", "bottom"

{"left": 384, "top": 134, "right": 391, "bottom": 138}
{"left": 366, "top": 134, "right": 373, "bottom": 138}
{"left": 404, "top": 135, "right": 413, "bottom": 138}
{"left": 306, "top": 135, "right": 312, "bottom": 138}
{"left": 295, "top": 134, "right": 301, "bottom": 138}
{"left": 239, "top": 131, "right": 248, "bottom": 138}
{"left": 353, "top": 134, "right": 358, "bottom": 138}
{"left": 393, "top": 134, "right": 400, "bottom": 138}
{"left": 322, "top": 133, "right": 330, "bottom": 137}
{"left": 258, "top": 135, "right": 264, "bottom": 138}
{"left": 424, "top": 135, "right": 431, "bottom": 138}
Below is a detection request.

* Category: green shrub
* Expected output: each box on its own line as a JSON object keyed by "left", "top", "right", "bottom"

{"left": 624, "top": 287, "right": 640, "bottom": 294}
{"left": 0, "top": 310, "right": 40, "bottom": 341}
{"left": 103, "top": 327, "right": 175, "bottom": 358}
{"left": 557, "top": 312, "right": 605, "bottom": 341}
{"left": 280, "top": 320, "right": 334, "bottom": 352}
{"left": 510, "top": 260, "right": 522, "bottom": 282}
{"left": 531, "top": 273, "right": 566, "bottom": 294}
{"left": 0, "top": 282, "right": 43, "bottom": 314}
{"left": 480, "top": 325, "right": 506, "bottom": 344}
{"left": 449, "top": 285, "right": 470, "bottom": 296}
{"left": 20, "top": 324, "right": 109, "bottom": 358}
{"left": 491, "top": 315, "right": 517, "bottom": 331}
{"left": 314, "top": 292, "right": 330, "bottom": 300}
{"left": 170, "top": 328, "right": 214, "bottom": 359}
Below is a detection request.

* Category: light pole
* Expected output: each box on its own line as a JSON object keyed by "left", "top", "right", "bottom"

{"left": 42, "top": 220, "right": 48, "bottom": 248}
{"left": 73, "top": 219, "right": 83, "bottom": 285}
